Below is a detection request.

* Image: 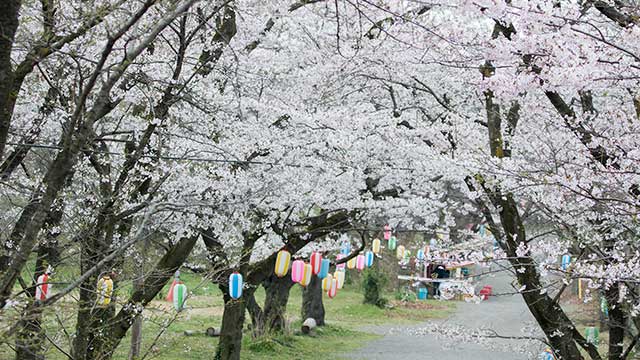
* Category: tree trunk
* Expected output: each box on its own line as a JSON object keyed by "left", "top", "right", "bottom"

{"left": 128, "top": 278, "right": 144, "bottom": 360}
{"left": 215, "top": 292, "right": 246, "bottom": 360}
{"left": 0, "top": 0, "right": 21, "bottom": 161}
{"left": 607, "top": 283, "right": 625, "bottom": 360}
{"left": 490, "top": 193, "right": 587, "bottom": 359}
{"left": 15, "top": 303, "right": 44, "bottom": 360}
{"left": 245, "top": 290, "right": 264, "bottom": 337}
{"left": 15, "top": 233, "right": 60, "bottom": 360}
{"left": 262, "top": 274, "right": 294, "bottom": 333}
{"left": 81, "top": 233, "right": 199, "bottom": 360}
{"left": 301, "top": 275, "right": 325, "bottom": 326}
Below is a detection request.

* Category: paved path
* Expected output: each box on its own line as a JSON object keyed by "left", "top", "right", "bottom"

{"left": 343, "top": 271, "right": 545, "bottom": 360}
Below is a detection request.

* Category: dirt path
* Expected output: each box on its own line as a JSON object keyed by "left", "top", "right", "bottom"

{"left": 342, "top": 270, "right": 545, "bottom": 360}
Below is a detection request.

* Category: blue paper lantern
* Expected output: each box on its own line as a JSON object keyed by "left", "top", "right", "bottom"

{"left": 341, "top": 241, "right": 351, "bottom": 255}
{"left": 561, "top": 254, "right": 571, "bottom": 271}
{"left": 318, "top": 259, "right": 330, "bottom": 279}
{"left": 229, "top": 272, "right": 243, "bottom": 299}
{"left": 416, "top": 248, "right": 425, "bottom": 261}
{"left": 365, "top": 251, "right": 374, "bottom": 267}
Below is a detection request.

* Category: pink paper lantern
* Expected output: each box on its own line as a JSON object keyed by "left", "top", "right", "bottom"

{"left": 310, "top": 252, "right": 322, "bottom": 275}
{"left": 336, "top": 254, "right": 346, "bottom": 270}
{"left": 356, "top": 254, "right": 365, "bottom": 271}
{"left": 291, "top": 260, "right": 305, "bottom": 283}
{"left": 383, "top": 224, "right": 391, "bottom": 240}
{"left": 327, "top": 278, "right": 338, "bottom": 298}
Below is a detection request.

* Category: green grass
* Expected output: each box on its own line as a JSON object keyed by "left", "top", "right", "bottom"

{"left": 1, "top": 271, "right": 455, "bottom": 360}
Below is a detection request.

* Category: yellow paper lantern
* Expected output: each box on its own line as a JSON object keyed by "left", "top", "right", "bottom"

{"left": 372, "top": 238, "right": 381, "bottom": 254}
{"left": 347, "top": 256, "right": 356, "bottom": 269}
{"left": 274, "top": 250, "right": 291, "bottom": 277}
{"left": 300, "top": 263, "right": 312, "bottom": 287}
{"left": 334, "top": 271, "right": 345, "bottom": 289}
{"left": 322, "top": 274, "right": 333, "bottom": 291}
{"left": 396, "top": 245, "right": 405, "bottom": 260}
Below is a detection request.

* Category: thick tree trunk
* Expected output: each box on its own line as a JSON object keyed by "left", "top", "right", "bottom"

{"left": 0, "top": 0, "right": 21, "bottom": 160}
{"left": 245, "top": 290, "right": 264, "bottom": 337}
{"left": 14, "top": 232, "right": 61, "bottom": 360}
{"left": 607, "top": 283, "right": 625, "bottom": 360}
{"left": 215, "top": 292, "right": 246, "bottom": 360}
{"left": 81, "top": 233, "right": 199, "bottom": 360}
{"left": 15, "top": 303, "right": 44, "bottom": 360}
{"left": 262, "top": 274, "right": 294, "bottom": 333}
{"left": 301, "top": 275, "right": 325, "bottom": 326}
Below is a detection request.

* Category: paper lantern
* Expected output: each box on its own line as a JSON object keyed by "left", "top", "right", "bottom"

{"left": 341, "top": 240, "right": 351, "bottom": 255}
{"left": 388, "top": 236, "right": 397, "bottom": 251}
{"left": 436, "top": 228, "right": 444, "bottom": 240}
{"left": 166, "top": 270, "right": 180, "bottom": 302}
{"left": 327, "top": 278, "right": 338, "bottom": 298}
{"left": 561, "top": 254, "right": 571, "bottom": 271}
{"left": 173, "top": 282, "right": 187, "bottom": 311}
{"left": 600, "top": 297, "right": 609, "bottom": 317}
{"left": 336, "top": 254, "right": 346, "bottom": 270}
{"left": 396, "top": 245, "right": 405, "bottom": 259}
{"left": 585, "top": 326, "right": 599, "bottom": 345}
{"left": 35, "top": 273, "right": 50, "bottom": 301}
{"left": 322, "top": 274, "right": 333, "bottom": 291}
{"left": 291, "top": 260, "right": 305, "bottom": 283}
{"left": 310, "top": 252, "right": 322, "bottom": 275}
{"left": 372, "top": 238, "right": 381, "bottom": 254}
{"left": 347, "top": 256, "right": 356, "bottom": 269}
{"left": 96, "top": 275, "right": 113, "bottom": 306}
{"left": 318, "top": 258, "right": 330, "bottom": 279}
{"left": 300, "top": 263, "right": 312, "bottom": 287}
{"left": 383, "top": 224, "right": 391, "bottom": 240}
{"left": 274, "top": 250, "right": 291, "bottom": 277}
{"left": 356, "top": 254, "right": 365, "bottom": 270}
{"left": 416, "top": 248, "right": 425, "bottom": 261}
{"left": 404, "top": 249, "right": 411, "bottom": 259}
{"left": 334, "top": 270, "right": 345, "bottom": 289}
{"left": 429, "top": 238, "right": 437, "bottom": 249}
{"left": 365, "top": 251, "right": 374, "bottom": 267}
{"left": 229, "top": 272, "right": 243, "bottom": 299}
{"left": 540, "top": 348, "right": 555, "bottom": 360}
{"left": 479, "top": 224, "right": 486, "bottom": 237}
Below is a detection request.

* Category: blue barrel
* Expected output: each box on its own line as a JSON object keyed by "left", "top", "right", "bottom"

{"left": 418, "top": 287, "right": 428, "bottom": 300}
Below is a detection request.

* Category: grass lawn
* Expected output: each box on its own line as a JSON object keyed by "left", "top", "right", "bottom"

{"left": 1, "top": 270, "right": 455, "bottom": 360}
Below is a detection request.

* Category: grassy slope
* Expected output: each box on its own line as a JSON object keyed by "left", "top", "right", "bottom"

{"left": 0, "top": 271, "right": 454, "bottom": 360}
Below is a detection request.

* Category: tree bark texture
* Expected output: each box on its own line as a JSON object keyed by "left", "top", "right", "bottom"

{"left": 215, "top": 292, "right": 246, "bottom": 360}
{"left": 262, "top": 273, "right": 295, "bottom": 333}
{"left": 301, "top": 275, "right": 325, "bottom": 326}
{"left": 0, "top": 0, "right": 21, "bottom": 160}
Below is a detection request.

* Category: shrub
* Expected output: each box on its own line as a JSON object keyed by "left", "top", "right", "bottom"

{"left": 362, "top": 267, "right": 388, "bottom": 308}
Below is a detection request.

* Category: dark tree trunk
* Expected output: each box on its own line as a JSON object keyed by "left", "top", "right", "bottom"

{"left": 15, "top": 303, "right": 44, "bottom": 360}
{"left": 607, "top": 283, "right": 625, "bottom": 360}
{"left": 85, "top": 306, "right": 117, "bottom": 360}
{"left": 0, "top": 0, "right": 21, "bottom": 160}
{"left": 215, "top": 292, "right": 246, "bottom": 360}
{"left": 15, "top": 225, "right": 62, "bottom": 360}
{"left": 301, "top": 275, "right": 325, "bottom": 326}
{"left": 262, "top": 274, "right": 294, "bottom": 333}
{"left": 81, "top": 233, "right": 199, "bottom": 360}
{"left": 245, "top": 290, "right": 264, "bottom": 337}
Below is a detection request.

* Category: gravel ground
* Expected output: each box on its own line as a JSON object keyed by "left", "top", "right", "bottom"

{"left": 342, "top": 270, "right": 546, "bottom": 360}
